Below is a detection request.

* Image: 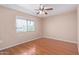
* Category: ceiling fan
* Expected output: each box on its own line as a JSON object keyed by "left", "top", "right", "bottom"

{"left": 35, "top": 4, "right": 53, "bottom": 15}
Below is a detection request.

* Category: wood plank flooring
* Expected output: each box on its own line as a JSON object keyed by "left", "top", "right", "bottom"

{"left": 0, "top": 38, "right": 78, "bottom": 55}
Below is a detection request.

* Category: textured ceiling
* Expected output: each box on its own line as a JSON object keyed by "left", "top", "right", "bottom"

{"left": 1, "top": 4, "right": 77, "bottom": 18}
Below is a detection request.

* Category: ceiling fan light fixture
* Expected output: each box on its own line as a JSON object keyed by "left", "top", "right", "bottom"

{"left": 35, "top": 4, "right": 53, "bottom": 15}
{"left": 39, "top": 11, "right": 44, "bottom": 14}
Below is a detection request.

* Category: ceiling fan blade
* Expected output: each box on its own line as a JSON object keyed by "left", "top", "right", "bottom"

{"left": 39, "top": 4, "right": 44, "bottom": 11}
{"left": 45, "top": 8, "right": 53, "bottom": 10}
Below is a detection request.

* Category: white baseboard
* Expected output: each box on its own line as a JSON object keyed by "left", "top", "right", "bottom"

{"left": 0, "top": 37, "right": 42, "bottom": 51}
{"left": 43, "top": 36, "right": 77, "bottom": 44}
{"left": 0, "top": 36, "right": 77, "bottom": 51}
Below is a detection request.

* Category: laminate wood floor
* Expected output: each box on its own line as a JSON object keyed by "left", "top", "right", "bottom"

{"left": 0, "top": 38, "right": 78, "bottom": 55}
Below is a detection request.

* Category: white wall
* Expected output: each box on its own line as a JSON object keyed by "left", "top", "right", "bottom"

{"left": 0, "top": 6, "right": 42, "bottom": 50}
{"left": 43, "top": 10, "right": 77, "bottom": 43}
{"left": 77, "top": 5, "right": 79, "bottom": 53}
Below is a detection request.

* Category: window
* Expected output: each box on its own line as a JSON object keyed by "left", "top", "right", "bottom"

{"left": 16, "top": 17, "right": 27, "bottom": 32}
{"left": 28, "top": 20, "right": 35, "bottom": 32}
{"left": 16, "top": 16, "right": 35, "bottom": 32}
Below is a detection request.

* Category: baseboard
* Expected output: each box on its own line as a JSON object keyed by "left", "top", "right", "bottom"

{"left": 0, "top": 37, "right": 42, "bottom": 51}
{"left": 0, "top": 36, "right": 77, "bottom": 51}
{"left": 43, "top": 36, "right": 77, "bottom": 44}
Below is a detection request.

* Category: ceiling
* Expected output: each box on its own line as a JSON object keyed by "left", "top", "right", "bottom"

{"left": 1, "top": 4, "right": 77, "bottom": 18}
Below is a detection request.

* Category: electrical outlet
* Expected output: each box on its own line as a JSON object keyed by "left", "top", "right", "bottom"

{"left": 0, "top": 40, "right": 3, "bottom": 43}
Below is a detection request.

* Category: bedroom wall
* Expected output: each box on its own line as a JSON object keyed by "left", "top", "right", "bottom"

{"left": 0, "top": 6, "right": 42, "bottom": 50}
{"left": 77, "top": 5, "right": 79, "bottom": 53}
{"left": 43, "top": 10, "right": 77, "bottom": 43}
